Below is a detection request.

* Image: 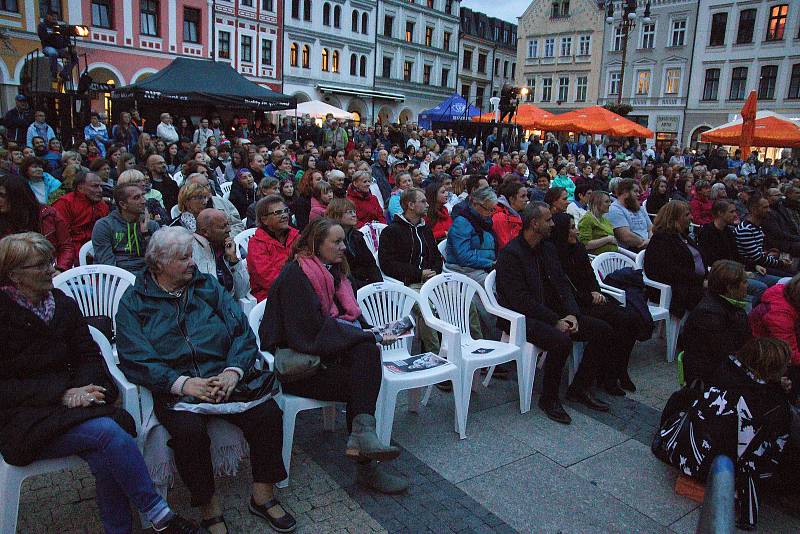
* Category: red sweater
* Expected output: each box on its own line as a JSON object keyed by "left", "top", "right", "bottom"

{"left": 39, "top": 205, "right": 76, "bottom": 271}
{"left": 425, "top": 206, "right": 453, "bottom": 241}
{"left": 347, "top": 185, "right": 386, "bottom": 229}
{"left": 492, "top": 203, "right": 522, "bottom": 250}
{"left": 52, "top": 191, "right": 110, "bottom": 257}
{"left": 750, "top": 284, "right": 800, "bottom": 365}
{"left": 247, "top": 226, "right": 300, "bottom": 301}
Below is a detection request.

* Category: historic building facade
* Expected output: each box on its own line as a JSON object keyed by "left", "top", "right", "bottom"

{"left": 457, "top": 6, "right": 516, "bottom": 114}
{"left": 515, "top": 0, "right": 605, "bottom": 114}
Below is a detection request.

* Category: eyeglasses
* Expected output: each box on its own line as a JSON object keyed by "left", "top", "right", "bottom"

{"left": 266, "top": 208, "right": 291, "bottom": 217}
{"left": 344, "top": 209, "right": 357, "bottom": 215}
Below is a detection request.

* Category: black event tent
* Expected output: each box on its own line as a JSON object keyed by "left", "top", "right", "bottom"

{"left": 111, "top": 57, "right": 296, "bottom": 111}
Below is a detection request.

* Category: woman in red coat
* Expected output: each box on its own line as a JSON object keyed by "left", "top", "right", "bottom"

{"left": 424, "top": 181, "right": 452, "bottom": 241}
{"left": 492, "top": 181, "right": 528, "bottom": 250}
{"left": 346, "top": 170, "right": 385, "bottom": 229}
{"left": 0, "top": 174, "right": 75, "bottom": 271}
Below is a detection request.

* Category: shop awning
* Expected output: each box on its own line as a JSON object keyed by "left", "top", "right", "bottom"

{"left": 316, "top": 84, "right": 405, "bottom": 102}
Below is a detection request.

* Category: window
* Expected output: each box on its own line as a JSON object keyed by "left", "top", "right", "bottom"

{"left": 403, "top": 61, "right": 412, "bottom": 82}
{"left": 427, "top": 0, "right": 434, "bottom": 8}
{"left": 262, "top": 0, "right": 273, "bottom": 10}
{"left": 709, "top": 13, "right": 727, "bottom": 46}
{"left": 671, "top": 19, "right": 686, "bottom": 46}
{"left": 423, "top": 64, "right": 431, "bottom": 84}
{"left": 91, "top": 0, "right": 112, "bottom": 28}
{"left": 261, "top": 39, "right": 272, "bottom": 65}
{"left": 362, "top": 13, "right": 368, "bottom": 34}
{"left": 39, "top": 0, "right": 60, "bottom": 19}
{"left": 461, "top": 84, "right": 470, "bottom": 100}
{"left": 140, "top": 0, "right": 159, "bottom": 36}
{"left": 609, "top": 71, "right": 621, "bottom": 95}
{"left": 352, "top": 10, "right": 359, "bottom": 32}
{"left": 542, "top": 78, "right": 552, "bottom": 101}
{"left": 526, "top": 79, "right": 536, "bottom": 101}
{"left": 576, "top": 76, "right": 587, "bottom": 102}
{"left": 323, "top": 3, "right": 330, "bottom": 25}
{"left": 462, "top": 49, "right": 472, "bottom": 70}
{"left": 183, "top": 7, "right": 200, "bottom": 43}
{"left": 360, "top": 56, "right": 366, "bottom": 76}
{"left": 494, "top": 58, "right": 499, "bottom": 75}
{"left": 511, "top": 63, "right": 516, "bottom": 78}
{"left": 641, "top": 23, "right": 655, "bottom": 49}
{"left": 527, "top": 39, "right": 538, "bottom": 58}
{"left": 551, "top": 1, "right": 569, "bottom": 17}
{"left": 0, "top": 0, "right": 19, "bottom": 13}
{"left": 382, "top": 57, "right": 392, "bottom": 78}
{"left": 441, "top": 68, "right": 450, "bottom": 88}
{"left": 425, "top": 26, "right": 433, "bottom": 46}
{"left": 758, "top": 65, "right": 777, "bottom": 99}
{"left": 665, "top": 68, "right": 680, "bottom": 94}
{"left": 241, "top": 35, "right": 252, "bottom": 62}
{"left": 405, "top": 21, "right": 414, "bottom": 42}
{"left": 302, "top": 44, "right": 310, "bottom": 68}
{"left": 612, "top": 27, "right": 624, "bottom": 51}
{"left": 475, "top": 87, "right": 485, "bottom": 109}
{"left": 444, "top": 32, "right": 452, "bottom": 51}
{"left": 350, "top": 53, "right": 357, "bottom": 75}
{"left": 702, "top": 68, "right": 720, "bottom": 100}
{"left": 332, "top": 50, "right": 339, "bottom": 73}
{"left": 558, "top": 77, "right": 569, "bottom": 102}
{"left": 219, "top": 31, "right": 231, "bottom": 59}
{"left": 383, "top": 15, "right": 393, "bottom": 38}
{"left": 789, "top": 64, "right": 800, "bottom": 99}
{"left": 503, "top": 60, "right": 508, "bottom": 77}
{"left": 578, "top": 35, "right": 590, "bottom": 55}
{"left": 736, "top": 9, "right": 756, "bottom": 44}
{"left": 445, "top": 0, "right": 453, "bottom": 15}
{"left": 291, "top": 0, "right": 299, "bottom": 19}
{"left": 544, "top": 38, "right": 554, "bottom": 57}
{"left": 636, "top": 70, "right": 650, "bottom": 95}
{"left": 304, "top": 0, "right": 312, "bottom": 22}
{"left": 477, "top": 53, "right": 487, "bottom": 74}
{"left": 333, "top": 5, "right": 340, "bottom": 27}
{"left": 560, "top": 36, "right": 572, "bottom": 56}
{"left": 729, "top": 67, "right": 748, "bottom": 100}
{"left": 242, "top": 0, "right": 253, "bottom": 6}
{"left": 766, "top": 4, "right": 788, "bottom": 41}
{"left": 321, "top": 48, "right": 329, "bottom": 71}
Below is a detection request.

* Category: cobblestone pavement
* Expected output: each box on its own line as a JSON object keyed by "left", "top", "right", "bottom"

{"left": 14, "top": 336, "right": 800, "bottom": 533}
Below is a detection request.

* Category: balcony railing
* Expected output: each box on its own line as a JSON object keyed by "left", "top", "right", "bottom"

{"left": 597, "top": 96, "right": 687, "bottom": 107}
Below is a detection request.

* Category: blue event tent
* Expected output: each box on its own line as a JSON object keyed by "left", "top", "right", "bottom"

{"left": 417, "top": 94, "right": 480, "bottom": 129}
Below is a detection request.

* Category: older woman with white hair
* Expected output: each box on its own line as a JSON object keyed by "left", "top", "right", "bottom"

{"left": 116, "top": 226, "right": 295, "bottom": 534}
{"left": 0, "top": 232, "right": 201, "bottom": 534}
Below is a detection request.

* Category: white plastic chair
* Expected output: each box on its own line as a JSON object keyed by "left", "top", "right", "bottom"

{"left": 234, "top": 227, "right": 257, "bottom": 259}
{"left": 358, "top": 222, "right": 388, "bottom": 260}
{"left": 635, "top": 249, "right": 682, "bottom": 362}
{"left": 170, "top": 205, "right": 180, "bottom": 219}
{"left": 437, "top": 240, "right": 452, "bottom": 273}
{"left": 219, "top": 181, "right": 233, "bottom": 197}
{"left": 591, "top": 252, "right": 677, "bottom": 362}
{"left": 357, "top": 282, "right": 465, "bottom": 443}
{"left": 419, "top": 273, "right": 525, "bottom": 432}
{"left": 0, "top": 327, "right": 138, "bottom": 534}
{"left": 247, "top": 300, "right": 336, "bottom": 488}
{"left": 53, "top": 265, "right": 137, "bottom": 347}
{"left": 78, "top": 241, "right": 94, "bottom": 266}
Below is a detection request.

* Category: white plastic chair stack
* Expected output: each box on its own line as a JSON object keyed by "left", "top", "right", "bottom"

{"left": 78, "top": 241, "right": 94, "bottom": 266}
{"left": 0, "top": 328, "right": 138, "bottom": 533}
{"left": 419, "top": 273, "right": 525, "bottom": 433}
{"left": 357, "top": 282, "right": 465, "bottom": 443}
{"left": 247, "top": 300, "right": 336, "bottom": 488}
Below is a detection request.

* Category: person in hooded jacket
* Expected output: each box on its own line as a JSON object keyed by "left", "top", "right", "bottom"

{"left": 493, "top": 180, "right": 527, "bottom": 250}
{"left": 248, "top": 195, "right": 300, "bottom": 301}
{"left": 550, "top": 212, "right": 640, "bottom": 394}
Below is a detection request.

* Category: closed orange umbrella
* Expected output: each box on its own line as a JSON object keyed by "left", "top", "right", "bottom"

{"left": 471, "top": 104, "right": 554, "bottom": 130}
{"left": 700, "top": 111, "right": 800, "bottom": 148}
{"left": 739, "top": 90, "right": 757, "bottom": 155}
{"left": 537, "top": 105, "right": 654, "bottom": 138}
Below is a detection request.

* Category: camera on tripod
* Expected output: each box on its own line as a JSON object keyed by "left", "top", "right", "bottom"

{"left": 51, "top": 23, "right": 90, "bottom": 39}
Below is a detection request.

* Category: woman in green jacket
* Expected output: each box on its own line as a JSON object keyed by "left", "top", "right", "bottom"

{"left": 578, "top": 191, "right": 619, "bottom": 255}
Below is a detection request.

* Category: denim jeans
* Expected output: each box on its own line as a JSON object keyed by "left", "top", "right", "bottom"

{"left": 36, "top": 417, "right": 169, "bottom": 534}
{"left": 41, "top": 46, "right": 77, "bottom": 78}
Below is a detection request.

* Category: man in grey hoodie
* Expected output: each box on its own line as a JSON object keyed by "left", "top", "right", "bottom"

{"left": 92, "top": 184, "right": 160, "bottom": 275}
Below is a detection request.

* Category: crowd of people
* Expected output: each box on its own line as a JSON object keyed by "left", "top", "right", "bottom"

{"left": 1, "top": 98, "right": 800, "bottom": 532}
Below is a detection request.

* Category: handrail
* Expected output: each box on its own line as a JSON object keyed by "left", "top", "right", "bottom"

{"left": 695, "top": 455, "right": 735, "bottom": 534}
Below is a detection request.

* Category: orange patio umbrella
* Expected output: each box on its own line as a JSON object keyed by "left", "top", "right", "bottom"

{"left": 700, "top": 109, "right": 800, "bottom": 150}
{"left": 537, "top": 105, "right": 654, "bottom": 138}
{"left": 471, "top": 104, "right": 554, "bottom": 130}
{"left": 739, "top": 90, "right": 757, "bottom": 155}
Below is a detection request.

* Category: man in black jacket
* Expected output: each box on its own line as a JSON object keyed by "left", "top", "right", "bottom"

{"left": 37, "top": 9, "right": 78, "bottom": 82}
{"left": 763, "top": 187, "right": 800, "bottom": 256}
{"left": 495, "top": 202, "right": 609, "bottom": 424}
{"left": 379, "top": 187, "right": 443, "bottom": 354}
{"left": 2, "top": 95, "right": 31, "bottom": 146}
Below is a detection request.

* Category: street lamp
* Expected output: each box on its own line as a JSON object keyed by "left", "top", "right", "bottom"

{"left": 606, "top": 0, "right": 651, "bottom": 104}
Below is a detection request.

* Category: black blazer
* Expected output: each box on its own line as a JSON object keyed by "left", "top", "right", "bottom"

{"left": 644, "top": 231, "right": 705, "bottom": 317}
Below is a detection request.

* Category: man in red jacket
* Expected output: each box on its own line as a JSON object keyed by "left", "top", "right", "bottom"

{"left": 52, "top": 172, "right": 109, "bottom": 263}
{"left": 247, "top": 194, "right": 300, "bottom": 301}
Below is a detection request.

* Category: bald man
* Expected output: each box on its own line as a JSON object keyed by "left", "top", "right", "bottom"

{"left": 192, "top": 208, "right": 250, "bottom": 300}
{"left": 183, "top": 173, "right": 245, "bottom": 235}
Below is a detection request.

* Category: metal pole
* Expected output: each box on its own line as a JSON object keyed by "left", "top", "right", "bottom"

{"left": 696, "top": 455, "right": 736, "bottom": 534}
{"left": 618, "top": 20, "right": 630, "bottom": 105}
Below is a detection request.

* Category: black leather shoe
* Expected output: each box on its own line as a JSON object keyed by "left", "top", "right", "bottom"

{"left": 567, "top": 388, "right": 610, "bottom": 412}
{"left": 620, "top": 375, "right": 636, "bottom": 392}
{"left": 153, "top": 515, "right": 207, "bottom": 534}
{"left": 538, "top": 399, "right": 572, "bottom": 424}
{"left": 249, "top": 497, "right": 297, "bottom": 533}
{"left": 603, "top": 381, "right": 626, "bottom": 396}
{"left": 435, "top": 381, "right": 453, "bottom": 392}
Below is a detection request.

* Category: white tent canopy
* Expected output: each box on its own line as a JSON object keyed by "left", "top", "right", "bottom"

{"left": 293, "top": 100, "right": 354, "bottom": 120}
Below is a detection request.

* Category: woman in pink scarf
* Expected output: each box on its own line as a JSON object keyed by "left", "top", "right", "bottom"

{"left": 261, "top": 218, "right": 409, "bottom": 495}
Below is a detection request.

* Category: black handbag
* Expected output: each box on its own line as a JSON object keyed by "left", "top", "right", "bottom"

{"left": 228, "top": 366, "right": 278, "bottom": 402}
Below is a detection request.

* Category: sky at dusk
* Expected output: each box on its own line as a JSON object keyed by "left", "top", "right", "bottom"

{"left": 460, "top": 0, "right": 531, "bottom": 23}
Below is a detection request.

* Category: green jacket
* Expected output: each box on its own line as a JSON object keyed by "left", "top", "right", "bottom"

{"left": 116, "top": 269, "right": 258, "bottom": 395}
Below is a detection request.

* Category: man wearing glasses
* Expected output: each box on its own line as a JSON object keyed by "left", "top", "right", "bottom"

{"left": 247, "top": 195, "right": 299, "bottom": 301}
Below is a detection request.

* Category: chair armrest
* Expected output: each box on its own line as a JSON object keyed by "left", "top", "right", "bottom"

{"left": 480, "top": 299, "right": 526, "bottom": 348}
{"left": 418, "top": 304, "right": 462, "bottom": 358}
{"left": 642, "top": 275, "right": 672, "bottom": 309}
{"left": 257, "top": 350, "right": 275, "bottom": 371}
{"left": 104, "top": 364, "right": 142, "bottom": 432}
{"left": 239, "top": 294, "right": 256, "bottom": 315}
{"left": 599, "top": 284, "right": 626, "bottom": 306}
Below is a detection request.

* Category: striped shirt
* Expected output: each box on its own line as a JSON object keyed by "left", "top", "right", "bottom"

{"left": 735, "top": 220, "right": 778, "bottom": 267}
